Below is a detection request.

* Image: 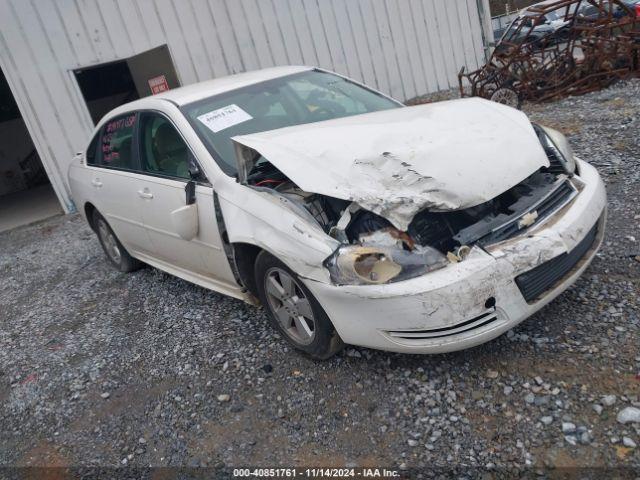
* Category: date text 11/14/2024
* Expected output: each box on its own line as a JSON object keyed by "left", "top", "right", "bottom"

{"left": 232, "top": 468, "right": 401, "bottom": 478}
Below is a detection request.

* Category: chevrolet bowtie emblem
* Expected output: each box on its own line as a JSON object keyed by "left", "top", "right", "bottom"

{"left": 518, "top": 211, "right": 539, "bottom": 229}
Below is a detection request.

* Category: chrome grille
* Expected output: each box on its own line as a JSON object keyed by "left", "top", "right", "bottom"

{"left": 478, "top": 180, "right": 576, "bottom": 246}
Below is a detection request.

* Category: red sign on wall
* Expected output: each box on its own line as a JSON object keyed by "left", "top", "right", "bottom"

{"left": 148, "top": 75, "right": 169, "bottom": 95}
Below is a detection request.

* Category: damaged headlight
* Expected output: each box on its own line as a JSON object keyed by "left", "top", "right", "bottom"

{"left": 324, "top": 245, "right": 448, "bottom": 286}
{"left": 533, "top": 124, "right": 576, "bottom": 175}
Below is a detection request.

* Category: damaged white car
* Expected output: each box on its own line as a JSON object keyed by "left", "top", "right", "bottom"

{"left": 68, "top": 66, "right": 606, "bottom": 359}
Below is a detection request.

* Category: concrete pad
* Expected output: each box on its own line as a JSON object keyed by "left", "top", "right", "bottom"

{"left": 0, "top": 184, "right": 63, "bottom": 232}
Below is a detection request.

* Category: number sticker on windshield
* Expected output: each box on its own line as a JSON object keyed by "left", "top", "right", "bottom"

{"left": 197, "top": 104, "right": 253, "bottom": 133}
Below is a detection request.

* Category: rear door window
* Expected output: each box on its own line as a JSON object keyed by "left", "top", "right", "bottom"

{"left": 100, "top": 113, "right": 137, "bottom": 170}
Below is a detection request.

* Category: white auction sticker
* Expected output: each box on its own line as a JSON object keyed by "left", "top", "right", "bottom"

{"left": 197, "top": 104, "right": 253, "bottom": 133}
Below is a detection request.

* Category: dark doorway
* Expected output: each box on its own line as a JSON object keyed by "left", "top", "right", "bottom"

{"left": 74, "top": 45, "right": 180, "bottom": 125}
{"left": 0, "top": 67, "right": 62, "bottom": 232}
{"left": 75, "top": 61, "right": 139, "bottom": 125}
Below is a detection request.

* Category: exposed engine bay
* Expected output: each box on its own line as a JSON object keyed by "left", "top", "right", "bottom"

{"left": 244, "top": 137, "right": 579, "bottom": 286}
{"left": 251, "top": 159, "right": 572, "bottom": 248}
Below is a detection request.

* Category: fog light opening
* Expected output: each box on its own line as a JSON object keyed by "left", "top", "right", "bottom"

{"left": 485, "top": 297, "right": 496, "bottom": 309}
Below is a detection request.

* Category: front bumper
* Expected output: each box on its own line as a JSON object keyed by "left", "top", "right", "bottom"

{"left": 303, "top": 159, "right": 607, "bottom": 354}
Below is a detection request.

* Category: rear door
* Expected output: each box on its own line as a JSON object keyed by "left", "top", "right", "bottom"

{"left": 133, "top": 111, "right": 231, "bottom": 281}
{"left": 85, "top": 112, "right": 151, "bottom": 255}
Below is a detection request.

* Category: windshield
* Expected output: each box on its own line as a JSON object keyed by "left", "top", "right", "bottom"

{"left": 181, "top": 70, "right": 401, "bottom": 175}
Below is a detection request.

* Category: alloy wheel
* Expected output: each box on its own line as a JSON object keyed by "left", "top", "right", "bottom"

{"left": 264, "top": 267, "right": 316, "bottom": 345}
{"left": 97, "top": 219, "right": 122, "bottom": 265}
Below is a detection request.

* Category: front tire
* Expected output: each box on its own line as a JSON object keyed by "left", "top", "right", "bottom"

{"left": 255, "top": 251, "right": 343, "bottom": 360}
{"left": 93, "top": 210, "right": 142, "bottom": 273}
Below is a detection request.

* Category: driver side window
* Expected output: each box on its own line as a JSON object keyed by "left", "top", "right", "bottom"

{"left": 140, "top": 113, "right": 191, "bottom": 180}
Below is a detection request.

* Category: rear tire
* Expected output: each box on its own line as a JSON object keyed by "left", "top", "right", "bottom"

{"left": 255, "top": 251, "right": 344, "bottom": 360}
{"left": 92, "top": 210, "right": 142, "bottom": 273}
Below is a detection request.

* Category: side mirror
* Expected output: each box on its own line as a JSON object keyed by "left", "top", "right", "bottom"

{"left": 171, "top": 203, "right": 199, "bottom": 240}
{"left": 188, "top": 153, "right": 201, "bottom": 180}
{"left": 185, "top": 180, "right": 196, "bottom": 205}
{"left": 185, "top": 153, "right": 201, "bottom": 205}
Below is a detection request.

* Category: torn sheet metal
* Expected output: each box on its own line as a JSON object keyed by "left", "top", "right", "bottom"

{"left": 232, "top": 98, "right": 549, "bottom": 231}
{"left": 214, "top": 180, "right": 338, "bottom": 283}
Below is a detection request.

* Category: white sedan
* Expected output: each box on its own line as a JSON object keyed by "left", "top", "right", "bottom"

{"left": 68, "top": 66, "right": 606, "bottom": 359}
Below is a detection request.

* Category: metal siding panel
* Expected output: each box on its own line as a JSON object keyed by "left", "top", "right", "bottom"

{"left": 406, "top": 0, "right": 438, "bottom": 92}
{"left": 371, "top": 0, "right": 404, "bottom": 99}
{"left": 356, "top": 0, "right": 391, "bottom": 96}
{"left": 135, "top": 0, "right": 166, "bottom": 47}
{"left": 54, "top": 0, "right": 99, "bottom": 64}
{"left": 301, "top": 0, "right": 333, "bottom": 68}
{"left": 432, "top": 0, "right": 459, "bottom": 89}
{"left": 329, "top": 0, "right": 363, "bottom": 81}
{"left": 343, "top": 0, "right": 376, "bottom": 87}
{"left": 258, "top": 0, "right": 291, "bottom": 65}
{"left": 8, "top": 0, "right": 77, "bottom": 156}
{"left": 466, "top": 0, "right": 488, "bottom": 67}
{"left": 455, "top": 0, "right": 480, "bottom": 72}
{"left": 206, "top": 0, "right": 245, "bottom": 74}
{"left": 385, "top": 0, "right": 418, "bottom": 99}
{"left": 189, "top": 0, "right": 230, "bottom": 77}
{"left": 75, "top": 0, "right": 116, "bottom": 62}
{"left": 317, "top": 0, "right": 349, "bottom": 76}
{"left": 29, "top": 0, "right": 93, "bottom": 134}
{"left": 272, "top": 0, "right": 304, "bottom": 65}
{"left": 419, "top": 0, "right": 450, "bottom": 90}
{"left": 153, "top": 0, "right": 200, "bottom": 83}
{"left": 445, "top": 0, "right": 468, "bottom": 87}
{"left": 224, "top": 0, "right": 261, "bottom": 70}
{"left": 115, "top": 0, "right": 151, "bottom": 49}
{"left": 176, "top": 0, "right": 216, "bottom": 81}
{"left": 94, "top": 0, "right": 134, "bottom": 58}
{"left": 241, "top": 0, "right": 276, "bottom": 68}
{"left": 286, "top": 0, "right": 320, "bottom": 66}
{"left": 45, "top": 0, "right": 87, "bottom": 66}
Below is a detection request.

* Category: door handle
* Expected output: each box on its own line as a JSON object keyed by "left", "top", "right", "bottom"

{"left": 138, "top": 189, "right": 154, "bottom": 199}
{"left": 91, "top": 179, "right": 103, "bottom": 188}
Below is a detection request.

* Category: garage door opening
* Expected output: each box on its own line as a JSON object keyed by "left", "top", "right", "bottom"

{"left": 74, "top": 45, "right": 180, "bottom": 125}
{"left": 0, "top": 67, "right": 62, "bottom": 232}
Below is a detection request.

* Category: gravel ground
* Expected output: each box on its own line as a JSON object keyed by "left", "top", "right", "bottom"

{"left": 1, "top": 81, "right": 639, "bottom": 478}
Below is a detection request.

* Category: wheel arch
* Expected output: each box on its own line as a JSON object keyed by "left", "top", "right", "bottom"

{"left": 231, "top": 242, "right": 263, "bottom": 298}
{"left": 84, "top": 202, "right": 98, "bottom": 231}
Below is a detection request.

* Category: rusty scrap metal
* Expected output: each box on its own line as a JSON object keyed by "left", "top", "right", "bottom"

{"left": 459, "top": 0, "right": 640, "bottom": 107}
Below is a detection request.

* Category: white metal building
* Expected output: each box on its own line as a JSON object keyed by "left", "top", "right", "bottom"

{"left": 0, "top": 0, "right": 492, "bottom": 222}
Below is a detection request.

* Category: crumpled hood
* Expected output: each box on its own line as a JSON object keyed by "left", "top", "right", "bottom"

{"left": 233, "top": 97, "right": 549, "bottom": 231}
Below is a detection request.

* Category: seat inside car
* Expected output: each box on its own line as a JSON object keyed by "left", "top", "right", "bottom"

{"left": 109, "top": 136, "right": 132, "bottom": 169}
{"left": 151, "top": 122, "right": 189, "bottom": 178}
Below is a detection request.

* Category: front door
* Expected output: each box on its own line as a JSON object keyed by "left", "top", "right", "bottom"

{"left": 134, "top": 111, "right": 233, "bottom": 282}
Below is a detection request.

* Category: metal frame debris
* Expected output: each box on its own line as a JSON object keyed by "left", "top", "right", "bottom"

{"left": 459, "top": 0, "right": 640, "bottom": 107}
